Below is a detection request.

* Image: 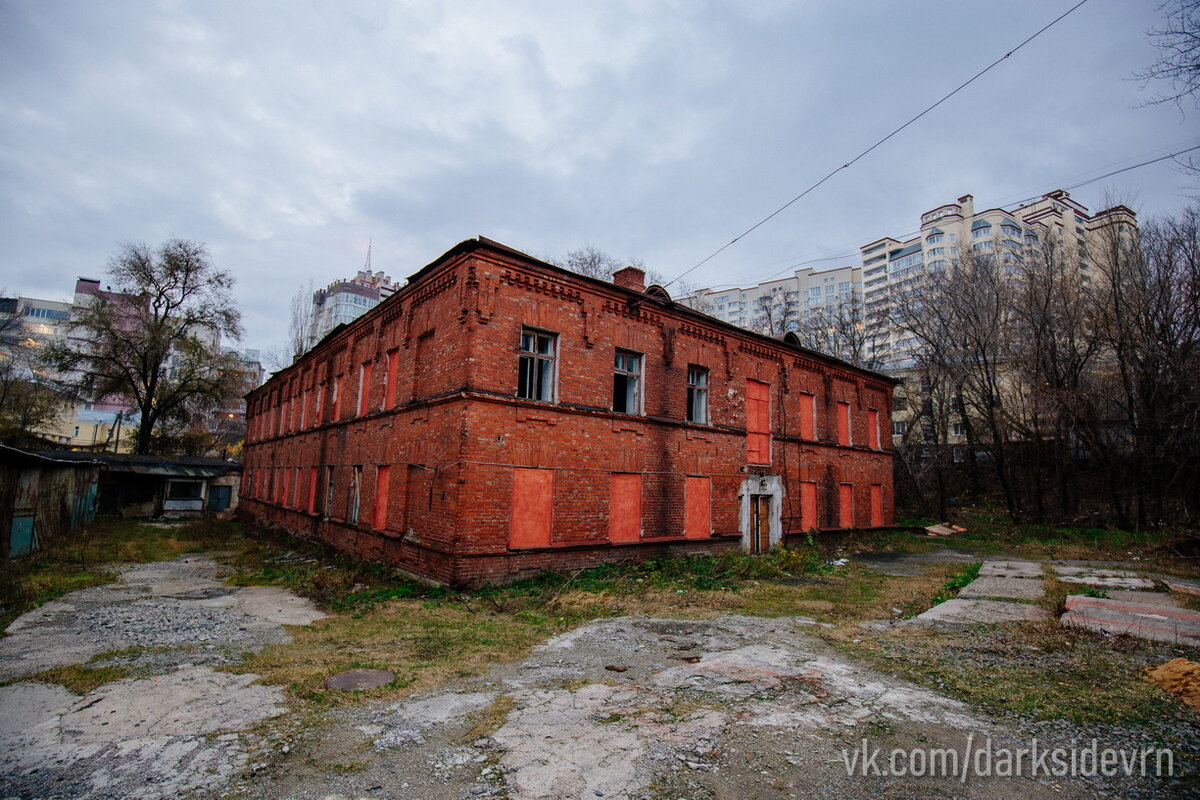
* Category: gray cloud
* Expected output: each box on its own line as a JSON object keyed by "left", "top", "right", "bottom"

{"left": 1, "top": 0, "right": 1193, "bottom": 354}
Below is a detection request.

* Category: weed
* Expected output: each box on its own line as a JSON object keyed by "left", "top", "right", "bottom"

{"left": 10, "top": 663, "right": 130, "bottom": 694}
{"left": 1080, "top": 586, "right": 1109, "bottom": 599}
{"left": 927, "top": 562, "right": 982, "bottom": 608}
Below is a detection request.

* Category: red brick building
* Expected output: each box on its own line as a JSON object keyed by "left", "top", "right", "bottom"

{"left": 240, "top": 238, "right": 895, "bottom": 587}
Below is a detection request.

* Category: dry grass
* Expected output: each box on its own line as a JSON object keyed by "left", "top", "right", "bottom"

{"left": 12, "top": 663, "right": 131, "bottom": 694}
{"left": 234, "top": 599, "right": 562, "bottom": 708}
{"left": 821, "top": 620, "right": 1197, "bottom": 725}
{"left": 462, "top": 695, "right": 517, "bottom": 741}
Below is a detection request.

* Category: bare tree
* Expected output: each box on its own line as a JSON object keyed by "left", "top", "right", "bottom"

{"left": 794, "top": 293, "right": 882, "bottom": 367}
{"left": 288, "top": 279, "right": 314, "bottom": 361}
{"left": 1136, "top": 0, "right": 1200, "bottom": 110}
{"left": 753, "top": 291, "right": 799, "bottom": 336}
{"left": 550, "top": 245, "right": 666, "bottom": 285}
{"left": 894, "top": 249, "right": 1023, "bottom": 519}
{"left": 45, "top": 239, "right": 245, "bottom": 455}
{"left": 1084, "top": 205, "right": 1200, "bottom": 527}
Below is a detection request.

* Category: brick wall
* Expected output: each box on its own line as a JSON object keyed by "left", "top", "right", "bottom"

{"left": 241, "top": 239, "right": 896, "bottom": 588}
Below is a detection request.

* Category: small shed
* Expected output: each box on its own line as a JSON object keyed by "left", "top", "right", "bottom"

{"left": 34, "top": 452, "right": 242, "bottom": 519}
{"left": 0, "top": 446, "right": 100, "bottom": 557}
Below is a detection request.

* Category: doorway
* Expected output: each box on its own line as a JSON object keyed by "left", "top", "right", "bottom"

{"left": 739, "top": 475, "right": 782, "bottom": 553}
{"left": 748, "top": 494, "right": 772, "bottom": 553}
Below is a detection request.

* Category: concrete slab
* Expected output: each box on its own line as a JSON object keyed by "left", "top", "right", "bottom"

{"left": 913, "top": 598, "right": 1050, "bottom": 625}
{"left": 1103, "top": 590, "right": 1180, "bottom": 608}
{"left": 1051, "top": 565, "right": 1138, "bottom": 578}
{"left": 978, "top": 560, "right": 1043, "bottom": 579}
{"left": 1166, "top": 580, "right": 1200, "bottom": 597}
{"left": 1060, "top": 595, "right": 1200, "bottom": 646}
{"left": 1058, "top": 575, "right": 1156, "bottom": 590}
{"left": 957, "top": 576, "right": 1045, "bottom": 601}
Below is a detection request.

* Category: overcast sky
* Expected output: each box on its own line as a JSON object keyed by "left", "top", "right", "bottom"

{"left": 2, "top": 0, "right": 1196, "bottom": 359}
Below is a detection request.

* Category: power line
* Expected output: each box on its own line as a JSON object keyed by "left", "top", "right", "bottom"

{"left": 663, "top": 0, "right": 1093, "bottom": 289}
{"left": 1003, "top": 144, "right": 1200, "bottom": 209}
{"left": 683, "top": 142, "right": 1196, "bottom": 296}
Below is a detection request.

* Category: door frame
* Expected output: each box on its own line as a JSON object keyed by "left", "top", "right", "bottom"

{"left": 739, "top": 475, "right": 782, "bottom": 552}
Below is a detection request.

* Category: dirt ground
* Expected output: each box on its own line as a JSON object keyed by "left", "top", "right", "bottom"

{"left": 0, "top": 553, "right": 1195, "bottom": 800}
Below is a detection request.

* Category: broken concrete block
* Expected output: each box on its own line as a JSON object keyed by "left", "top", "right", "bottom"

{"left": 1060, "top": 595, "right": 1200, "bottom": 646}
{"left": 978, "top": 560, "right": 1043, "bottom": 579}
{"left": 957, "top": 576, "right": 1045, "bottom": 601}
{"left": 913, "top": 598, "right": 1049, "bottom": 625}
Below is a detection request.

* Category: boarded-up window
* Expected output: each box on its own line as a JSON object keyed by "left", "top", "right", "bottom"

{"left": 307, "top": 466, "right": 318, "bottom": 513}
{"left": 839, "top": 483, "right": 854, "bottom": 528}
{"left": 373, "top": 465, "right": 390, "bottom": 530}
{"left": 868, "top": 408, "right": 880, "bottom": 449}
{"left": 609, "top": 473, "right": 642, "bottom": 542}
{"left": 510, "top": 468, "right": 553, "bottom": 548}
{"left": 799, "top": 392, "right": 816, "bottom": 440}
{"left": 746, "top": 379, "right": 770, "bottom": 464}
{"left": 358, "top": 362, "right": 373, "bottom": 417}
{"left": 870, "top": 484, "right": 883, "bottom": 527}
{"left": 384, "top": 349, "right": 399, "bottom": 407}
{"left": 800, "top": 481, "right": 819, "bottom": 532}
{"left": 300, "top": 389, "right": 309, "bottom": 429}
{"left": 292, "top": 466, "right": 302, "bottom": 508}
{"left": 684, "top": 476, "right": 711, "bottom": 539}
{"left": 836, "top": 401, "right": 851, "bottom": 446}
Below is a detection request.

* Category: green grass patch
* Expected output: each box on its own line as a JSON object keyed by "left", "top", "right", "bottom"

{"left": 927, "top": 562, "right": 982, "bottom": 608}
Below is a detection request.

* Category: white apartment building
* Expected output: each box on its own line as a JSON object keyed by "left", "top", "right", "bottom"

{"left": 307, "top": 270, "right": 401, "bottom": 349}
{"left": 860, "top": 190, "right": 1136, "bottom": 368}
{"left": 679, "top": 264, "right": 863, "bottom": 335}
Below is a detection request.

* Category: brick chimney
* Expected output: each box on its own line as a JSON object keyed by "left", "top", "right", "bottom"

{"left": 612, "top": 266, "right": 646, "bottom": 292}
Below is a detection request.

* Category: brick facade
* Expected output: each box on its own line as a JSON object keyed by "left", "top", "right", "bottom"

{"left": 241, "top": 238, "right": 896, "bottom": 587}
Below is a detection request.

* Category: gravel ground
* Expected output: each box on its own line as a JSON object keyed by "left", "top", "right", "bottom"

{"left": 0, "top": 556, "right": 325, "bottom": 800}
{"left": 2, "top": 554, "right": 1196, "bottom": 800}
{"left": 222, "top": 615, "right": 1192, "bottom": 800}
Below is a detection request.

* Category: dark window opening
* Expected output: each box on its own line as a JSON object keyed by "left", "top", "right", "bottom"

{"left": 686, "top": 366, "right": 708, "bottom": 423}
{"left": 517, "top": 329, "right": 557, "bottom": 401}
{"left": 166, "top": 480, "right": 203, "bottom": 501}
{"left": 613, "top": 350, "right": 642, "bottom": 414}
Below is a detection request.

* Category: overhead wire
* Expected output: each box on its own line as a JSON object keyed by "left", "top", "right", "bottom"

{"left": 662, "top": 0, "right": 1093, "bottom": 289}
{"left": 684, "top": 140, "right": 1195, "bottom": 295}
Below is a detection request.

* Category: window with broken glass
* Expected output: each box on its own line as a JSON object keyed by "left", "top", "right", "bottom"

{"left": 613, "top": 350, "right": 642, "bottom": 414}
{"left": 686, "top": 366, "right": 708, "bottom": 423}
{"left": 517, "top": 329, "right": 557, "bottom": 401}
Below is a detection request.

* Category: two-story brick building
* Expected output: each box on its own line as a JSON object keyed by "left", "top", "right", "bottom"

{"left": 240, "top": 237, "right": 896, "bottom": 587}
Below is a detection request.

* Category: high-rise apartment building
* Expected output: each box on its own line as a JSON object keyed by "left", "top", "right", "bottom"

{"left": 860, "top": 190, "right": 1136, "bottom": 367}
{"left": 679, "top": 264, "right": 863, "bottom": 336}
{"left": 307, "top": 270, "right": 401, "bottom": 349}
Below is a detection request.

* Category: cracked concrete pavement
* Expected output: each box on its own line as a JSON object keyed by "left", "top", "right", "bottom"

{"left": 1, "top": 555, "right": 1189, "bottom": 800}
{"left": 0, "top": 556, "right": 325, "bottom": 800}
{"left": 229, "top": 615, "right": 1149, "bottom": 800}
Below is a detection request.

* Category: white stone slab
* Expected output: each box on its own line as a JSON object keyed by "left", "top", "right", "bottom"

{"left": 978, "top": 560, "right": 1043, "bottom": 579}
{"left": 914, "top": 598, "right": 1049, "bottom": 625}
{"left": 1058, "top": 575, "right": 1156, "bottom": 590}
{"left": 957, "top": 576, "right": 1045, "bottom": 601}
